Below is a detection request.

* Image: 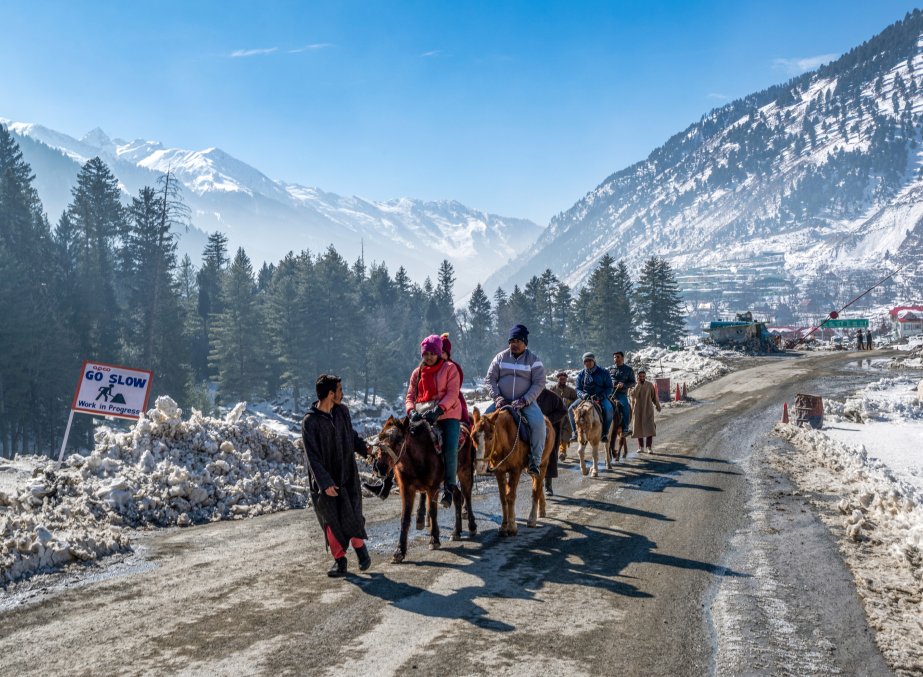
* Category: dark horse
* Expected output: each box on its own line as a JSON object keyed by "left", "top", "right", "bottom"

{"left": 607, "top": 398, "right": 629, "bottom": 463}
{"left": 373, "top": 416, "right": 477, "bottom": 563}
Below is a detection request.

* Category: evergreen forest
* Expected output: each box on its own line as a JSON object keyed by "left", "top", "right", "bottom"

{"left": 0, "top": 126, "right": 685, "bottom": 457}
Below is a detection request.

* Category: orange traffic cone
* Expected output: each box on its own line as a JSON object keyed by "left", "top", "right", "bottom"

{"left": 682, "top": 382, "right": 688, "bottom": 400}
{"left": 782, "top": 402, "right": 789, "bottom": 423}
{"left": 675, "top": 384, "right": 681, "bottom": 402}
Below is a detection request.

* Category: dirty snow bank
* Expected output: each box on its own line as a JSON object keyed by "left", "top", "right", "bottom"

{"left": 773, "top": 418, "right": 923, "bottom": 675}
{"left": 1, "top": 397, "right": 308, "bottom": 584}
{"left": 631, "top": 345, "right": 732, "bottom": 390}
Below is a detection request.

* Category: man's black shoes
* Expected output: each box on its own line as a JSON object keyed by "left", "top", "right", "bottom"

{"left": 327, "top": 556, "right": 348, "bottom": 577}
{"left": 355, "top": 546, "right": 372, "bottom": 571}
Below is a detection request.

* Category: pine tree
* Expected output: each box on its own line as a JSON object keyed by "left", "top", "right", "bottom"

{"left": 209, "top": 248, "right": 267, "bottom": 402}
{"left": 635, "top": 256, "right": 686, "bottom": 347}
{"left": 66, "top": 157, "right": 126, "bottom": 362}
{"left": 119, "top": 179, "right": 188, "bottom": 399}
{"left": 463, "top": 283, "right": 493, "bottom": 379}
{"left": 0, "top": 126, "right": 74, "bottom": 454}
{"left": 193, "top": 231, "right": 229, "bottom": 379}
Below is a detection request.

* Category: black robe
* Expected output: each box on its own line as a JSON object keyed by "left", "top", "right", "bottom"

{"left": 537, "top": 388, "right": 567, "bottom": 479}
{"left": 301, "top": 402, "right": 370, "bottom": 549}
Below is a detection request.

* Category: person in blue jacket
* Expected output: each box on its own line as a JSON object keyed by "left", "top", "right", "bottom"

{"left": 608, "top": 351, "right": 636, "bottom": 436}
{"left": 568, "top": 352, "right": 614, "bottom": 443}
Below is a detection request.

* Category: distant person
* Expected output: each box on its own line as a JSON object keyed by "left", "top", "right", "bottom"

{"left": 865, "top": 328, "right": 873, "bottom": 350}
{"left": 570, "top": 353, "right": 614, "bottom": 443}
{"left": 629, "top": 369, "right": 661, "bottom": 454}
{"left": 301, "top": 374, "right": 372, "bottom": 578}
{"left": 550, "top": 371, "right": 578, "bottom": 454}
{"left": 856, "top": 328, "right": 864, "bottom": 351}
{"left": 536, "top": 386, "right": 567, "bottom": 496}
{"left": 484, "top": 324, "right": 547, "bottom": 477}
{"left": 608, "top": 351, "right": 636, "bottom": 437}
{"left": 406, "top": 334, "right": 463, "bottom": 508}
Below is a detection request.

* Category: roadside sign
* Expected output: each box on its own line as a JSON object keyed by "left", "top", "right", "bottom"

{"left": 824, "top": 319, "right": 869, "bottom": 328}
{"left": 71, "top": 360, "right": 154, "bottom": 419}
{"left": 59, "top": 360, "right": 154, "bottom": 462}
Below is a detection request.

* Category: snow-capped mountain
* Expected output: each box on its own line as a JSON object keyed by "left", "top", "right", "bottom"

{"left": 488, "top": 11, "right": 923, "bottom": 306}
{"left": 2, "top": 120, "right": 541, "bottom": 292}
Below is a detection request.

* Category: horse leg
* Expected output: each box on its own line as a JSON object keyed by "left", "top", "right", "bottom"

{"left": 452, "top": 483, "right": 463, "bottom": 541}
{"left": 416, "top": 492, "right": 427, "bottom": 530}
{"left": 495, "top": 472, "right": 510, "bottom": 536}
{"left": 428, "top": 490, "right": 441, "bottom": 549}
{"left": 590, "top": 442, "right": 599, "bottom": 478}
{"left": 458, "top": 462, "right": 477, "bottom": 535}
{"left": 529, "top": 472, "right": 542, "bottom": 527}
{"left": 393, "top": 485, "right": 414, "bottom": 563}
{"left": 578, "top": 442, "right": 588, "bottom": 476}
{"left": 507, "top": 469, "right": 520, "bottom": 535}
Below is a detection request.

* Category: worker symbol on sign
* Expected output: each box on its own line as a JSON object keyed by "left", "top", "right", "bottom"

{"left": 96, "top": 385, "right": 127, "bottom": 404}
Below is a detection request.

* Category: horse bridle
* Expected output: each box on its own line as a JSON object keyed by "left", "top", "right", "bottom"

{"left": 476, "top": 410, "right": 522, "bottom": 473}
{"left": 371, "top": 426, "right": 408, "bottom": 478}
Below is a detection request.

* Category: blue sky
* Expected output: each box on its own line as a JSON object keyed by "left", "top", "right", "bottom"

{"left": 1, "top": 1, "right": 919, "bottom": 224}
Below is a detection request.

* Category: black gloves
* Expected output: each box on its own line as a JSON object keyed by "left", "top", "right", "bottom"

{"left": 423, "top": 406, "right": 443, "bottom": 424}
{"left": 409, "top": 410, "right": 423, "bottom": 423}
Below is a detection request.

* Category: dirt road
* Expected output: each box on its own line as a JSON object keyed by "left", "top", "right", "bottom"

{"left": 0, "top": 352, "right": 894, "bottom": 676}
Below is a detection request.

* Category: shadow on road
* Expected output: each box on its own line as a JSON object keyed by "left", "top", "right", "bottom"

{"left": 349, "top": 515, "right": 748, "bottom": 632}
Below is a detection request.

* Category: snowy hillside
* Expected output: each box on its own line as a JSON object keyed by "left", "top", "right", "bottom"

{"left": 489, "top": 11, "right": 923, "bottom": 304}
{"left": 1, "top": 121, "right": 541, "bottom": 291}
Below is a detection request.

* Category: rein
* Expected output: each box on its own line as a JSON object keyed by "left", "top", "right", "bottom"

{"left": 370, "top": 428, "right": 409, "bottom": 481}
{"left": 484, "top": 408, "right": 523, "bottom": 472}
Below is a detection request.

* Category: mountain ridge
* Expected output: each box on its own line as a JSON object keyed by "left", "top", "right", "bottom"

{"left": 487, "top": 10, "right": 923, "bottom": 313}
{"left": 1, "top": 117, "right": 541, "bottom": 292}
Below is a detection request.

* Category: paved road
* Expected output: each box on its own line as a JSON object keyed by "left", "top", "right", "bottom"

{"left": 0, "top": 352, "right": 894, "bottom": 676}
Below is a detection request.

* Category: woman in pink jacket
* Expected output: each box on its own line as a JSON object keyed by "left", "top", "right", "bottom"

{"left": 406, "top": 334, "right": 462, "bottom": 507}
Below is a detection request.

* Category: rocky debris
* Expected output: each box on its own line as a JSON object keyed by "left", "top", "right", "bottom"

{"left": 1, "top": 396, "right": 309, "bottom": 584}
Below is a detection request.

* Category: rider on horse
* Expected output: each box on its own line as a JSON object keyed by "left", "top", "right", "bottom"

{"left": 405, "top": 334, "right": 463, "bottom": 508}
{"left": 483, "top": 324, "right": 547, "bottom": 477}
{"left": 569, "top": 352, "right": 614, "bottom": 443}
{"left": 608, "top": 351, "right": 636, "bottom": 437}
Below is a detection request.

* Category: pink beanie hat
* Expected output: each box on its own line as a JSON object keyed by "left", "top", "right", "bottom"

{"left": 420, "top": 334, "right": 444, "bottom": 356}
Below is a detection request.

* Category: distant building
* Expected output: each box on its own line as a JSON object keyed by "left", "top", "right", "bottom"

{"left": 889, "top": 305, "right": 923, "bottom": 338}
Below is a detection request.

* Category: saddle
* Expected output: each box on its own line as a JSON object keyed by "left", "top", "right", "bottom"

{"left": 500, "top": 406, "right": 531, "bottom": 447}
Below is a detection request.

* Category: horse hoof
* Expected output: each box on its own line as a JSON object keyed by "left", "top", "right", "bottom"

{"left": 558, "top": 453, "right": 566, "bottom": 462}
{"left": 415, "top": 521, "right": 425, "bottom": 531}
{"left": 429, "top": 541, "right": 441, "bottom": 550}
{"left": 469, "top": 526, "right": 478, "bottom": 536}
{"left": 392, "top": 551, "right": 405, "bottom": 564}
{"left": 498, "top": 528, "right": 509, "bottom": 537}
{"left": 591, "top": 469, "right": 598, "bottom": 478}
{"left": 528, "top": 521, "right": 538, "bottom": 528}
{"left": 451, "top": 532, "right": 462, "bottom": 541}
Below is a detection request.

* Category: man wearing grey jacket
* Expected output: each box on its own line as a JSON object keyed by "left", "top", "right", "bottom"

{"left": 484, "top": 324, "right": 547, "bottom": 477}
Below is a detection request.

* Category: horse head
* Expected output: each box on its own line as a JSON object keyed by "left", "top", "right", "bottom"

{"left": 470, "top": 407, "right": 502, "bottom": 474}
{"left": 374, "top": 415, "right": 407, "bottom": 477}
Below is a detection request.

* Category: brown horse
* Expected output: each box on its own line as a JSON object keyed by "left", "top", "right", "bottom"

{"left": 373, "top": 416, "right": 475, "bottom": 563}
{"left": 413, "top": 425, "right": 477, "bottom": 539}
{"left": 470, "top": 407, "right": 554, "bottom": 536}
{"left": 607, "top": 399, "right": 629, "bottom": 463}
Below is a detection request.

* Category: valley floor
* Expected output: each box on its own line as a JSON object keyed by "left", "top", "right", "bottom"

{"left": 0, "top": 352, "right": 914, "bottom": 676}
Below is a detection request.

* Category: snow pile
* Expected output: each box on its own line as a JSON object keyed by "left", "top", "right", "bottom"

{"left": 0, "top": 396, "right": 308, "bottom": 584}
{"left": 773, "top": 422, "right": 923, "bottom": 673}
{"left": 630, "top": 345, "right": 731, "bottom": 390}
{"left": 824, "top": 376, "right": 923, "bottom": 425}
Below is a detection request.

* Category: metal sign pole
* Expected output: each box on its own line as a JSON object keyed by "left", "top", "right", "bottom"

{"left": 58, "top": 409, "right": 75, "bottom": 463}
